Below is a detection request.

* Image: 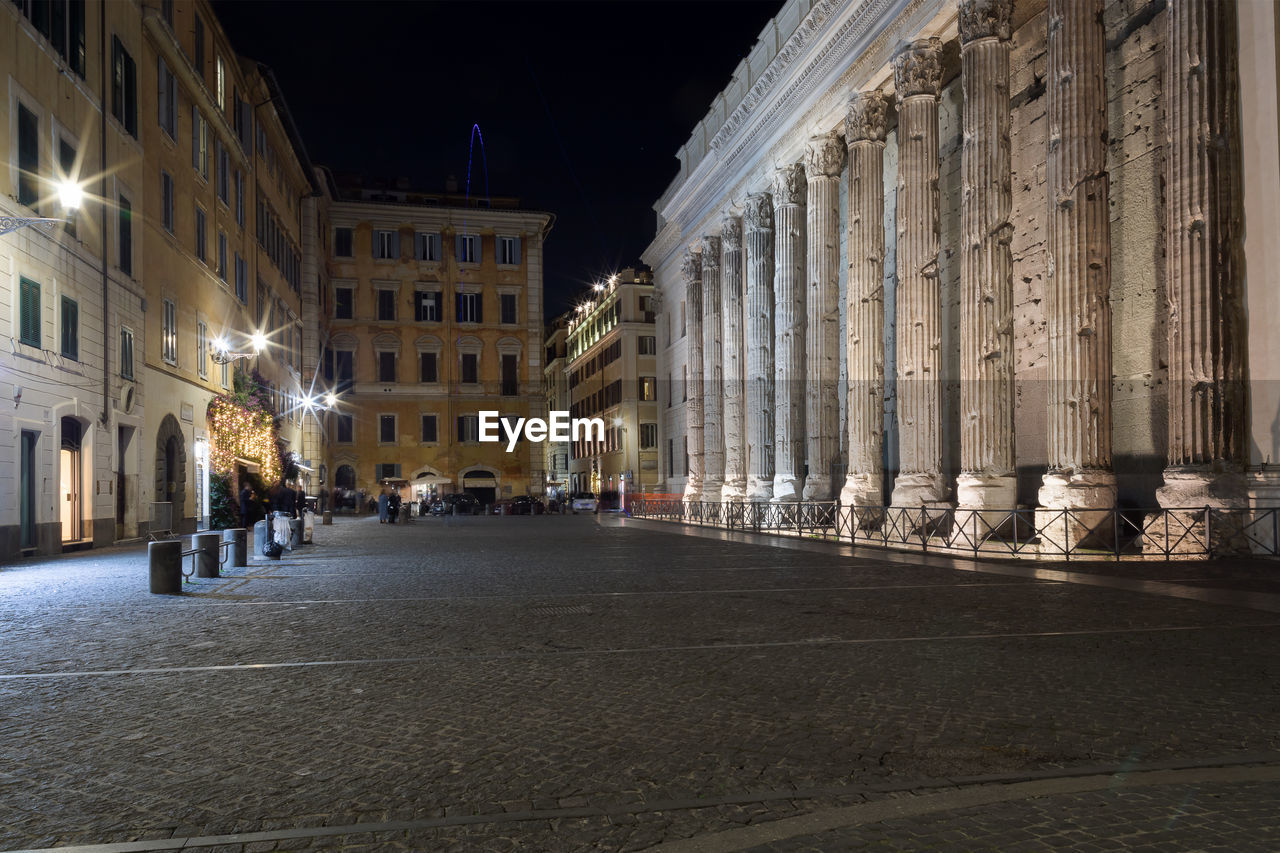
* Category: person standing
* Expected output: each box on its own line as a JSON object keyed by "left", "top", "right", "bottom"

{"left": 295, "top": 484, "right": 307, "bottom": 518}
{"left": 239, "top": 483, "right": 254, "bottom": 527}
{"left": 319, "top": 487, "right": 329, "bottom": 514}
{"left": 377, "top": 489, "right": 389, "bottom": 523}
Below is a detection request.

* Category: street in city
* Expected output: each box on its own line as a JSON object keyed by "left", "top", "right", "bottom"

{"left": 1, "top": 514, "right": 1278, "bottom": 851}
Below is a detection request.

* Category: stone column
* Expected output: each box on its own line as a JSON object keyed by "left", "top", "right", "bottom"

{"left": 701, "top": 235, "right": 725, "bottom": 500}
{"left": 839, "top": 91, "right": 890, "bottom": 513}
{"left": 744, "top": 193, "right": 776, "bottom": 502}
{"left": 681, "top": 249, "right": 705, "bottom": 503}
{"left": 889, "top": 38, "right": 948, "bottom": 508}
{"left": 720, "top": 215, "right": 747, "bottom": 501}
{"left": 802, "top": 132, "right": 845, "bottom": 502}
{"left": 1037, "top": 0, "right": 1116, "bottom": 542}
{"left": 1158, "top": 0, "right": 1248, "bottom": 509}
{"left": 771, "top": 164, "right": 808, "bottom": 502}
{"left": 956, "top": 0, "right": 1018, "bottom": 529}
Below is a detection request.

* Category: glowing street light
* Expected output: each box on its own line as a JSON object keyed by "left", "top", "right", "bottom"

{"left": 210, "top": 330, "right": 267, "bottom": 365}
{"left": 0, "top": 179, "right": 84, "bottom": 236}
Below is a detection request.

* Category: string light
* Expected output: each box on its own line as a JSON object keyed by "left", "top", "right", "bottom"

{"left": 206, "top": 393, "right": 283, "bottom": 483}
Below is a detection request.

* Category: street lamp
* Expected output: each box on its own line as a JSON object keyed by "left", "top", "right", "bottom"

{"left": 0, "top": 180, "right": 83, "bottom": 235}
{"left": 210, "top": 331, "right": 266, "bottom": 365}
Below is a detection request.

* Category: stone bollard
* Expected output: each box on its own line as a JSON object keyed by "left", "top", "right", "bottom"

{"left": 149, "top": 540, "right": 183, "bottom": 594}
{"left": 253, "top": 519, "right": 269, "bottom": 560}
{"left": 322, "top": 510, "right": 333, "bottom": 525}
{"left": 289, "top": 518, "right": 303, "bottom": 550}
{"left": 194, "top": 533, "right": 220, "bottom": 578}
{"left": 223, "top": 527, "right": 247, "bottom": 567}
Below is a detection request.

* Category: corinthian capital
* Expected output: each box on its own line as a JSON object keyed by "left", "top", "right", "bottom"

{"left": 743, "top": 192, "right": 774, "bottom": 232}
{"left": 805, "top": 131, "right": 846, "bottom": 180}
{"left": 700, "top": 235, "right": 721, "bottom": 270}
{"left": 772, "top": 163, "right": 807, "bottom": 206}
{"left": 681, "top": 248, "right": 702, "bottom": 284}
{"left": 846, "top": 90, "right": 890, "bottom": 144}
{"left": 959, "top": 0, "right": 1013, "bottom": 44}
{"left": 721, "top": 215, "right": 742, "bottom": 250}
{"left": 893, "top": 37, "right": 943, "bottom": 98}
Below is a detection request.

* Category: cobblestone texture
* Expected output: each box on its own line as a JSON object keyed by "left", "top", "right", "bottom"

{"left": 1, "top": 514, "right": 1277, "bottom": 850}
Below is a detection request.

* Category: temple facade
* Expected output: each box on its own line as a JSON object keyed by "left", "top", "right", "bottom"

{"left": 644, "top": 0, "right": 1280, "bottom": 544}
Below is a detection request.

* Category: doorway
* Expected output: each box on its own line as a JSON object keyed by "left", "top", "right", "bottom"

{"left": 20, "top": 430, "right": 38, "bottom": 549}
{"left": 60, "top": 417, "right": 82, "bottom": 542}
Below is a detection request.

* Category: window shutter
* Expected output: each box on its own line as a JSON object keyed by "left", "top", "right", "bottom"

{"left": 415, "top": 233, "right": 424, "bottom": 259}
{"left": 391, "top": 231, "right": 400, "bottom": 260}
{"left": 513, "top": 237, "right": 522, "bottom": 265}
{"left": 431, "top": 233, "right": 441, "bottom": 260}
{"left": 191, "top": 107, "right": 198, "bottom": 168}
{"left": 474, "top": 235, "right": 482, "bottom": 264}
{"left": 455, "top": 234, "right": 465, "bottom": 262}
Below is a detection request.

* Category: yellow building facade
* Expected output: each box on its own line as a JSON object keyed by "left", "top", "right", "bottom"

{"left": 318, "top": 178, "right": 553, "bottom": 509}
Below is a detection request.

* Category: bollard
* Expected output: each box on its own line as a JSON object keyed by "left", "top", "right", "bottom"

{"left": 194, "top": 533, "right": 220, "bottom": 578}
{"left": 399, "top": 504, "right": 410, "bottom": 523}
{"left": 223, "top": 527, "right": 247, "bottom": 567}
{"left": 253, "top": 519, "right": 269, "bottom": 560}
{"left": 149, "top": 540, "right": 183, "bottom": 594}
{"left": 289, "top": 518, "right": 303, "bottom": 550}
{"left": 322, "top": 510, "right": 333, "bottom": 525}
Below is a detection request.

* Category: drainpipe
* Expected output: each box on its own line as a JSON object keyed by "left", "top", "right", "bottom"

{"left": 98, "top": 0, "right": 110, "bottom": 427}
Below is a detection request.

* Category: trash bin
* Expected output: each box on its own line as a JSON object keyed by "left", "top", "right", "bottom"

{"left": 223, "top": 527, "right": 247, "bottom": 567}
{"left": 288, "top": 517, "right": 303, "bottom": 550}
{"left": 398, "top": 504, "right": 410, "bottom": 523}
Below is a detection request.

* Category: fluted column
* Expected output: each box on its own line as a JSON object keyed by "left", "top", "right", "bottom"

{"left": 957, "top": 0, "right": 1018, "bottom": 521}
{"left": 802, "top": 132, "right": 845, "bottom": 501}
{"left": 1037, "top": 0, "right": 1116, "bottom": 524}
{"left": 889, "top": 39, "right": 948, "bottom": 507}
{"left": 701, "top": 235, "right": 725, "bottom": 499}
{"left": 771, "top": 164, "right": 807, "bottom": 502}
{"left": 744, "top": 193, "right": 776, "bottom": 502}
{"left": 720, "top": 216, "right": 747, "bottom": 501}
{"left": 682, "top": 249, "right": 705, "bottom": 502}
{"left": 1157, "top": 0, "right": 1248, "bottom": 510}
{"left": 839, "top": 91, "right": 890, "bottom": 512}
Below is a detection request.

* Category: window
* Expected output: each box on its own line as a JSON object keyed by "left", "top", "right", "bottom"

{"left": 419, "top": 352, "right": 438, "bottom": 383}
{"left": 110, "top": 38, "right": 137, "bottom": 137}
{"left": 501, "top": 354, "right": 518, "bottom": 397}
{"left": 334, "top": 227, "right": 353, "bottom": 257}
{"left": 161, "top": 171, "right": 174, "bottom": 233}
{"left": 235, "top": 171, "right": 244, "bottom": 225}
{"left": 456, "top": 234, "right": 478, "bottom": 263}
{"left": 457, "top": 292, "right": 482, "bottom": 323}
{"left": 193, "top": 15, "right": 205, "bottom": 77}
{"left": 500, "top": 293, "right": 518, "bottom": 325}
{"left": 376, "top": 288, "right": 396, "bottom": 321}
{"left": 17, "top": 102, "right": 39, "bottom": 207}
{"left": 457, "top": 415, "right": 479, "bottom": 443}
{"left": 377, "top": 351, "right": 396, "bottom": 383}
{"left": 334, "top": 286, "right": 353, "bottom": 319}
{"left": 120, "top": 327, "right": 134, "bottom": 379}
{"left": 379, "top": 414, "right": 396, "bottom": 443}
{"left": 215, "top": 56, "right": 225, "bottom": 109}
{"left": 234, "top": 95, "right": 251, "bottom": 151}
{"left": 217, "top": 231, "right": 227, "bottom": 281}
{"left": 375, "top": 463, "right": 401, "bottom": 481}
{"left": 216, "top": 140, "right": 229, "bottom": 203}
{"left": 639, "top": 376, "right": 656, "bottom": 401}
{"left": 18, "top": 278, "right": 40, "bottom": 348}
{"left": 196, "top": 320, "right": 207, "bottom": 378}
{"left": 57, "top": 137, "right": 77, "bottom": 236}
{"left": 639, "top": 336, "right": 657, "bottom": 355}
{"left": 118, "top": 194, "right": 132, "bottom": 275}
{"left": 682, "top": 365, "right": 687, "bottom": 401}
{"left": 415, "top": 290, "right": 442, "bottom": 322}
{"left": 415, "top": 232, "right": 441, "bottom": 261}
{"left": 335, "top": 350, "right": 354, "bottom": 392}
{"left": 497, "top": 236, "right": 521, "bottom": 265}
{"left": 158, "top": 57, "right": 176, "bottom": 138}
{"left": 192, "top": 106, "right": 208, "bottom": 177}
{"left": 667, "top": 438, "right": 674, "bottom": 478}
{"left": 162, "top": 299, "right": 177, "bottom": 364}
{"left": 373, "top": 229, "right": 398, "bottom": 259}
{"left": 640, "top": 423, "right": 657, "bottom": 450}
{"left": 16, "top": 0, "right": 87, "bottom": 77}
{"left": 60, "top": 296, "right": 78, "bottom": 359}
{"left": 461, "top": 353, "right": 478, "bottom": 384}
{"left": 195, "top": 206, "right": 207, "bottom": 262}
{"left": 235, "top": 253, "right": 247, "bottom": 303}
{"left": 335, "top": 413, "right": 353, "bottom": 443}
{"left": 421, "top": 414, "right": 438, "bottom": 443}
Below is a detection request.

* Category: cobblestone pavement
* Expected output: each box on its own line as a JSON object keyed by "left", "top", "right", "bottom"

{"left": 0, "top": 514, "right": 1277, "bottom": 851}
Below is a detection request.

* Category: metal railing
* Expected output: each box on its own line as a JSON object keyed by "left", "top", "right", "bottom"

{"left": 629, "top": 500, "right": 1280, "bottom": 560}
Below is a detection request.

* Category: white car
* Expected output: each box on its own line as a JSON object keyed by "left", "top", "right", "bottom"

{"left": 570, "top": 492, "right": 598, "bottom": 514}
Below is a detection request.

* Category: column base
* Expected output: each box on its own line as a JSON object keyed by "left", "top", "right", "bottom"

{"left": 682, "top": 482, "right": 702, "bottom": 503}
{"left": 701, "top": 478, "right": 724, "bottom": 503}
{"left": 1036, "top": 470, "right": 1116, "bottom": 553}
{"left": 802, "top": 475, "right": 834, "bottom": 502}
{"left": 889, "top": 471, "right": 949, "bottom": 507}
{"left": 954, "top": 473, "right": 1018, "bottom": 543}
{"left": 746, "top": 476, "right": 774, "bottom": 503}
{"left": 839, "top": 474, "right": 883, "bottom": 530}
{"left": 1146, "top": 466, "right": 1251, "bottom": 557}
{"left": 771, "top": 475, "right": 803, "bottom": 503}
{"left": 720, "top": 479, "right": 747, "bottom": 502}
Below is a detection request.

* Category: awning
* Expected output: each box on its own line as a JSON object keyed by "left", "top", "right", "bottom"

{"left": 410, "top": 465, "right": 451, "bottom": 486}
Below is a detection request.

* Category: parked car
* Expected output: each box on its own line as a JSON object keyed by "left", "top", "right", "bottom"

{"left": 491, "top": 495, "right": 544, "bottom": 515}
{"left": 570, "top": 492, "right": 598, "bottom": 514}
{"left": 430, "top": 493, "right": 480, "bottom": 516}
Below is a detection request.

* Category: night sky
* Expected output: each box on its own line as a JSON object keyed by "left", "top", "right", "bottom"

{"left": 210, "top": 0, "right": 780, "bottom": 319}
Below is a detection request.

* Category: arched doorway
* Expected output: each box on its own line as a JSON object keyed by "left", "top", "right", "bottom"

{"left": 154, "top": 413, "right": 188, "bottom": 526}
{"left": 335, "top": 464, "right": 355, "bottom": 509}
{"left": 60, "top": 417, "right": 83, "bottom": 542}
{"left": 461, "top": 468, "right": 498, "bottom": 507}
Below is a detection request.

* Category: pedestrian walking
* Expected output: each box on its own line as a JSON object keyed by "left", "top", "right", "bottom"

{"left": 378, "top": 490, "right": 389, "bottom": 523}
{"left": 319, "top": 487, "right": 329, "bottom": 513}
{"left": 276, "top": 481, "right": 297, "bottom": 518}
{"left": 295, "top": 485, "right": 307, "bottom": 518}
